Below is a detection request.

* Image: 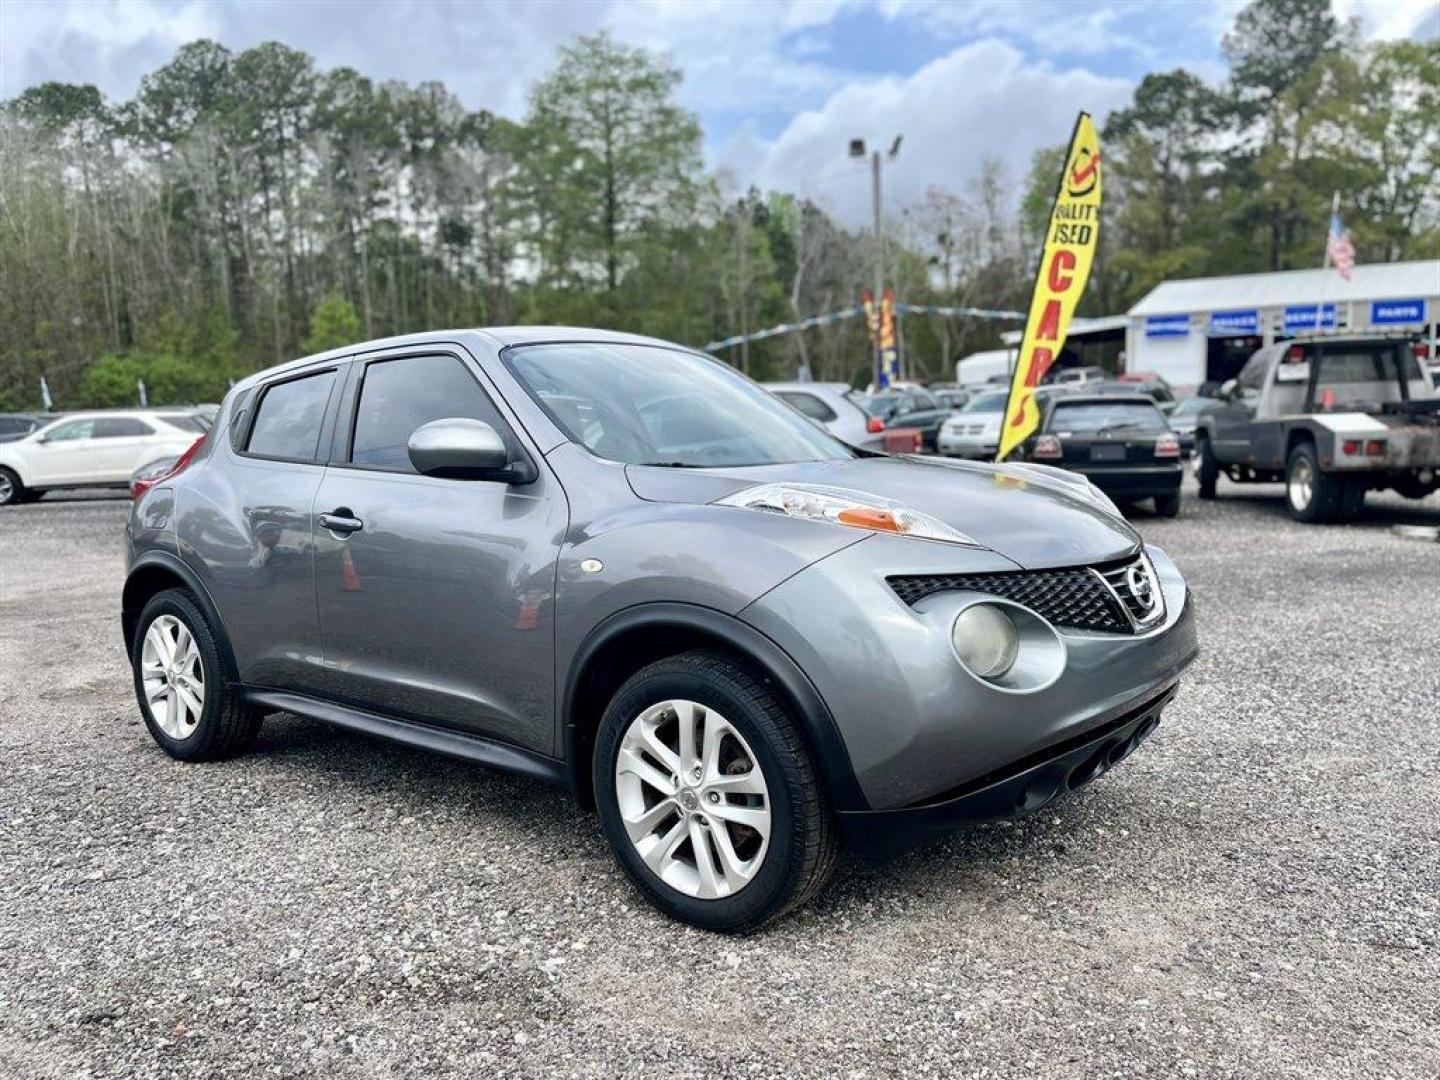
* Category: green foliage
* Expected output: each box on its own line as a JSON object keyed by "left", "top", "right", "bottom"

{"left": 0, "top": 0, "right": 1434, "bottom": 407}
{"left": 302, "top": 294, "right": 364, "bottom": 354}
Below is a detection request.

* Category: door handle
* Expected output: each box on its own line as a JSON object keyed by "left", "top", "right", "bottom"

{"left": 318, "top": 509, "right": 364, "bottom": 536}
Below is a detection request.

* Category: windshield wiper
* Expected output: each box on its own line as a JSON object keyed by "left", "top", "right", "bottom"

{"left": 1096, "top": 421, "right": 1141, "bottom": 435}
{"left": 635, "top": 460, "right": 708, "bottom": 468}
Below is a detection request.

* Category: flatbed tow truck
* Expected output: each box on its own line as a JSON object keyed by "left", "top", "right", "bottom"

{"left": 1194, "top": 335, "right": 1439, "bottom": 523}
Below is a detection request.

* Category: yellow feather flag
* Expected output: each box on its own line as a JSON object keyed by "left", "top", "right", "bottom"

{"left": 996, "top": 113, "right": 1102, "bottom": 461}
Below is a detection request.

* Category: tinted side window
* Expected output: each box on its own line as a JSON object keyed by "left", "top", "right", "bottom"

{"left": 351, "top": 355, "right": 507, "bottom": 472}
{"left": 247, "top": 371, "right": 336, "bottom": 461}
{"left": 777, "top": 391, "right": 837, "bottom": 423}
{"left": 95, "top": 417, "right": 155, "bottom": 437}
{"left": 0, "top": 418, "right": 28, "bottom": 435}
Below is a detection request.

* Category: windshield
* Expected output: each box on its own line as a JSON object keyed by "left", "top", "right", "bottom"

{"left": 505, "top": 343, "right": 856, "bottom": 467}
{"left": 962, "top": 391, "right": 1009, "bottom": 413}
{"left": 1048, "top": 400, "right": 1168, "bottom": 434}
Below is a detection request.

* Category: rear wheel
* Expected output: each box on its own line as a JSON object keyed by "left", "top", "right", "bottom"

{"left": 0, "top": 467, "right": 24, "bottom": 506}
{"left": 1196, "top": 435, "right": 1218, "bottom": 500}
{"left": 593, "top": 650, "right": 837, "bottom": 933}
{"left": 1153, "top": 490, "right": 1181, "bottom": 518}
{"left": 131, "top": 588, "right": 261, "bottom": 761}
{"left": 1285, "top": 442, "right": 1343, "bottom": 523}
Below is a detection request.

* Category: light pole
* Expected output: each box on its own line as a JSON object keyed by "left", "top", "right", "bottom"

{"left": 850, "top": 134, "right": 903, "bottom": 382}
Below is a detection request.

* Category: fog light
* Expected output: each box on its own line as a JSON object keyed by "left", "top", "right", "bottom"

{"left": 951, "top": 604, "right": 1020, "bottom": 679}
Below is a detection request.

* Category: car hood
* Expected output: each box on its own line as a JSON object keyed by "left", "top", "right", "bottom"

{"left": 626, "top": 456, "right": 1140, "bottom": 570}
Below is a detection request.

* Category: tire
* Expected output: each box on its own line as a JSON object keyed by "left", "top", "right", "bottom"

{"left": 130, "top": 588, "right": 261, "bottom": 761}
{"left": 0, "top": 467, "right": 24, "bottom": 506}
{"left": 1337, "top": 477, "right": 1367, "bottom": 522}
{"left": 1195, "top": 435, "right": 1218, "bottom": 500}
{"left": 1285, "top": 442, "right": 1343, "bottom": 524}
{"left": 593, "top": 650, "right": 838, "bottom": 933}
{"left": 1153, "top": 490, "right": 1181, "bottom": 518}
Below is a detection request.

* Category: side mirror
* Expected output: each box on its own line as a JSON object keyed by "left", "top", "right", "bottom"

{"left": 407, "top": 418, "right": 534, "bottom": 482}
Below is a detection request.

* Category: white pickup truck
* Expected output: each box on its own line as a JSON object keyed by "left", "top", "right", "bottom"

{"left": 0, "top": 410, "right": 205, "bottom": 506}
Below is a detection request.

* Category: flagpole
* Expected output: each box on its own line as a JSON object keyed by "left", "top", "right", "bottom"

{"left": 1323, "top": 191, "right": 1338, "bottom": 269}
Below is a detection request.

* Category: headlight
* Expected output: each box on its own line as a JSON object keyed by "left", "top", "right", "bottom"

{"left": 716, "top": 483, "right": 979, "bottom": 546}
{"left": 951, "top": 604, "right": 1020, "bottom": 679}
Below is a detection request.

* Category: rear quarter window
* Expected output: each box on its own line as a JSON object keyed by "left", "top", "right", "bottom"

{"left": 246, "top": 370, "right": 337, "bottom": 461}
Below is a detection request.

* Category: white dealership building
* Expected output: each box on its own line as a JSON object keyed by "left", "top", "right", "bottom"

{"left": 1124, "top": 260, "right": 1440, "bottom": 391}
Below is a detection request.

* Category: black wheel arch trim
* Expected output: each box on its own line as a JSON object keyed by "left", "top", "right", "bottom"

{"left": 122, "top": 551, "right": 239, "bottom": 682}
{"left": 561, "top": 601, "right": 869, "bottom": 814}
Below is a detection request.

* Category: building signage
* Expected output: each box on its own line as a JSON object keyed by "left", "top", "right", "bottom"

{"left": 1209, "top": 309, "right": 1259, "bottom": 335}
{"left": 1370, "top": 298, "right": 1426, "bottom": 326}
{"left": 1144, "top": 314, "right": 1190, "bottom": 338}
{"left": 1284, "top": 303, "right": 1336, "bottom": 332}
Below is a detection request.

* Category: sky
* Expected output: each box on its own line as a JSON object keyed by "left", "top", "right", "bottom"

{"left": 1, "top": 0, "right": 1434, "bottom": 226}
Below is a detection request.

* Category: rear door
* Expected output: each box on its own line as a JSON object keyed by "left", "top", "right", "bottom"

{"left": 310, "top": 348, "right": 565, "bottom": 754}
{"left": 183, "top": 365, "right": 342, "bottom": 694}
{"left": 91, "top": 416, "right": 160, "bottom": 480}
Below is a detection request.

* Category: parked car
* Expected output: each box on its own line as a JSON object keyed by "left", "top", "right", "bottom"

{"left": 866, "top": 387, "right": 951, "bottom": 451}
{"left": 0, "top": 410, "right": 204, "bottom": 506}
{"left": 1095, "top": 377, "right": 1177, "bottom": 413}
{"left": 0, "top": 413, "right": 47, "bottom": 443}
{"left": 1048, "top": 365, "right": 1109, "bottom": 387}
{"left": 1013, "top": 393, "right": 1184, "bottom": 517}
{"left": 933, "top": 388, "right": 971, "bottom": 411}
{"left": 1195, "top": 336, "right": 1439, "bottom": 522}
{"left": 130, "top": 454, "right": 181, "bottom": 497}
{"left": 937, "top": 386, "right": 1071, "bottom": 460}
{"left": 122, "top": 327, "right": 1198, "bottom": 932}
{"left": 936, "top": 389, "right": 1008, "bottom": 459}
{"left": 1165, "top": 395, "right": 1214, "bottom": 458}
{"left": 763, "top": 382, "right": 884, "bottom": 449}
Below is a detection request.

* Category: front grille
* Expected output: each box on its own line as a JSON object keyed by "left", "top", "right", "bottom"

{"left": 888, "top": 551, "right": 1161, "bottom": 634}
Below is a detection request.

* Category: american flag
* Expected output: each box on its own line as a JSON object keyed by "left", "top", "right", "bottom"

{"left": 1326, "top": 210, "right": 1355, "bottom": 281}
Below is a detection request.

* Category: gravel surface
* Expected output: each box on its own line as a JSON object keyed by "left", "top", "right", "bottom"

{"left": 1, "top": 481, "right": 1437, "bottom": 1078}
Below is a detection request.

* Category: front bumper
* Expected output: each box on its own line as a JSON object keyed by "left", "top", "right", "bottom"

{"left": 838, "top": 684, "right": 1175, "bottom": 859}
{"left": 741, "top": 535, "right": 1198, "bottom": 813}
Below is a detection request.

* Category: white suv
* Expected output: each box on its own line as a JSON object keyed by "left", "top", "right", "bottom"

{"left": 0, "top": 410, "right": 204, "bottom": 506}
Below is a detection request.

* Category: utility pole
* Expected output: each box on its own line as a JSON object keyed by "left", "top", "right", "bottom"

{"left": 851, "top": 135, "right": 903, "bottom": 385}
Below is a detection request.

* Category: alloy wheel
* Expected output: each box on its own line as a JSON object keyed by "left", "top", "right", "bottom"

{"left": 140, "top": 614, "right": 206, "bottom": 740}
{"left": 0, "top": 474, "right": 13, "bottom": 503}
{"left": 614, "top": 699, "right": 771, "bottom": 900}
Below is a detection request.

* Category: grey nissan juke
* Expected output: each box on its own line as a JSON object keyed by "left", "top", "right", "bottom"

{"left": 123, "top": 328, "right": 1199, "bottom": 931}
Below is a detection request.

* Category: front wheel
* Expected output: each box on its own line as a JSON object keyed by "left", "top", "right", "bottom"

{"left": 593, "top": 651, "right": 837, "bottom": 933}
{"left": 1195, "top": 435, "right": 1218, "bottom": 499}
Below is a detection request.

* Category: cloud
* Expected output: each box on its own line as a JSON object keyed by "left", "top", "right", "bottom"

{"left": 745, "top": 38, "right": 1133, "bottom": 226}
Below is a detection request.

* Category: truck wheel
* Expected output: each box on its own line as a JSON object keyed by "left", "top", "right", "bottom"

{"left": 1196, "top": 436, "right": 1218, "bottom": 500}
{"left": 1285, "top": 442, "right": 1343, "bottom": 523}
{"left": 593, "top": 650, "right": 838, "bottom": 933}
{"left": 1337, "top": 478, "right": 1367, "bottom": 522}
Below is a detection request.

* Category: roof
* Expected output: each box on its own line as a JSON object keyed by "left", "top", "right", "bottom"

{"left": 1001, "top": 315, "right": 1128, "bottom": 345}
{"left": 1128, "top": 260, "right": 1440, "bottom": 318}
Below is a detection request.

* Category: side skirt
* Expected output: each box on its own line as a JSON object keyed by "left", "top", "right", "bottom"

{"left": 240, "top": 688, "right": 569, "bottom": 788}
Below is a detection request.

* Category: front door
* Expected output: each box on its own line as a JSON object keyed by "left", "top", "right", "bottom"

{"left": 27, "top": 417, "right": 99, "bottom": 485}
{"left": 311, "top": 351, "right": 565, "bottom": 755}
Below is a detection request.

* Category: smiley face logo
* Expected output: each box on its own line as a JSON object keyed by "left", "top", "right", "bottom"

{"left": 1066, "top": 147, "right": 1100, "bottom": 197}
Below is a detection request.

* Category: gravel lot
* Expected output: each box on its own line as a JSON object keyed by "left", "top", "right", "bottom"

{"left": 1, "top": 480, "right": 1437, "bottom": 1079}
